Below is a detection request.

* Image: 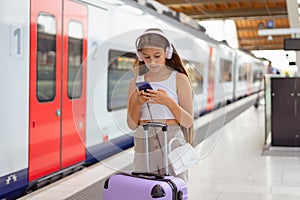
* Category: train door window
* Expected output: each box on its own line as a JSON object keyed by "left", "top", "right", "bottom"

{"left": 36, "top": 14, "right": 57, "bottom": 102}
{"left": 219, "top": 58, "right": 232, "bottom": 82}
{"left": 184, "top": 60, "right": 203, "bottom": 94}
{"left": 253, "top": 63, "right": 263, "bottom": 83}
{"left": 247, "top": 63, "right": 252, "bottom": 82}
{"left": 253, "top": 69, "right": 262, "bottom": 83}
{"left": 238, "top": 63, "right": 248, "bottom": 81}
{"left": 107, "top": 50, "right": 135, "bottom": 111}
{"left": 68, "top": 20, "right": 83, "bottom": 99}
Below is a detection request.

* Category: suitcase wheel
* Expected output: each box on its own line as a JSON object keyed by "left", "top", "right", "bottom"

{"left": 151, "top": 184, "right": 166, "bottom": 198}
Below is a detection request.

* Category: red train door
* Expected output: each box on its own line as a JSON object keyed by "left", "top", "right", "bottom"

{"left": 61, "top": 0, "right": 87, "bottom": 169}
{"left": 29, "top": 0, "right": 87, "bottom": 181}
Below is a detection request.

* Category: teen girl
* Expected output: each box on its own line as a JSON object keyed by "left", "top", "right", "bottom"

{"left": 127, "top": 28, "right": 193, "bottom": 182}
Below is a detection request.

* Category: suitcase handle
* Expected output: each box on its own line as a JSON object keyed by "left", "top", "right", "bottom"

{"left": 131, "top": 172, "right": 164, "bottom": 179}
{"left": 142, "top": 122, "right": 169, "bottom": 175}
{"left": 142, "top": 122, "right": 167, "bottom": 131}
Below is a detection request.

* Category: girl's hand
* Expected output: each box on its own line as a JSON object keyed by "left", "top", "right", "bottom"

{"left": 143, "top": 89, "right": 171, "bottom": 105}
{"left": 134, "top": 90, "right": 149, "bottom": 105}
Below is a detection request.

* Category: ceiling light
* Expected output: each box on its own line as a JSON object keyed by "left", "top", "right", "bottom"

{"left": 267, "top": 35, "right": 273, "bottom": 41}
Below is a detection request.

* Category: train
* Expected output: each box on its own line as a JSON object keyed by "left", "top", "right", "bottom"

{"left": 0, "top": 0, "right": 268, "bottom": 199}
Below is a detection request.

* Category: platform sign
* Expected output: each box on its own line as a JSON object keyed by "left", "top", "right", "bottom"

{"left": 284, "top": 38, "right": 300, "bottom": 51}
{"left": 266, "top": 20, "right": 274, "bottom": 29}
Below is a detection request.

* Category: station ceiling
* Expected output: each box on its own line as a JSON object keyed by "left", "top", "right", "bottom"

{"left": 155, "top": 0, "right": 291, "bottom": 51}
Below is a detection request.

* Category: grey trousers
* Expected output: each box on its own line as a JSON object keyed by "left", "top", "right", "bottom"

{"left": 133, "top": 124, "right": 188, "bottom": 183}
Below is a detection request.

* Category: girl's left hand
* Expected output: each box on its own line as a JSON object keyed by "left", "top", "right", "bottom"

{"left": 143, "top": 89, "right": 171, "bottom": 105}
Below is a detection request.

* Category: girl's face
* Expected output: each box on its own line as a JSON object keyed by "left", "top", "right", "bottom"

{"left": 141, "top": 47, "right": 166, "bottom": 73}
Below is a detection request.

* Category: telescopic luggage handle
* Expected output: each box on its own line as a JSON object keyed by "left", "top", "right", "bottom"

{"left": 142, "top": 122, "right": 169, "bottom": 175}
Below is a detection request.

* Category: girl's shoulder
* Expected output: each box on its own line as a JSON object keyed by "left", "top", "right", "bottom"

{"left": 130, "top": 76, "right": 137, "bottom": 82}
{"left": 129, "top": 77, "right": 138, "bottom": 87}
{"left": 176, "top": 71, "right": 189, "bottom": 82}
{"left": 176, "top": 72, "right": 191, "bottom": 91}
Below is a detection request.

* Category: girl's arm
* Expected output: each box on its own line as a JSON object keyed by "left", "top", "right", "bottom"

{"left": 127, "top": 79, "right": 148, "bottom": 130}
{"left": 169, "top": 73, "right": 193, "bottom": 128}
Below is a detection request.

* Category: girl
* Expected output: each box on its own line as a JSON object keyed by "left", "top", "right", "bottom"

{"left": 127, "top": 28, "right": 193, "bottom": 182}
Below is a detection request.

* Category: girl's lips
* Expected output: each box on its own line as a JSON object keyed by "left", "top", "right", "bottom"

{"left": 148, "top": 64, "right": 163, "bottom": 69}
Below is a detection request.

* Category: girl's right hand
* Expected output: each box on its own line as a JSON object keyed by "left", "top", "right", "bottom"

{"left": 135, "top": 90, "right": 149, "bottom": 106}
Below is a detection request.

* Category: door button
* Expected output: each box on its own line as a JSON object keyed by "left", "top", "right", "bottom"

{"left": 56, "top": 109, "right": 61, "bottom": 117}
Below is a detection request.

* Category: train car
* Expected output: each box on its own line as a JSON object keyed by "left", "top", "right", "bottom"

{"left": 214, "top": 43, "right": 235, "bottom": 107}
{"left": 1, "top": 0, "right": 30, "bottom": 198}
{"left": 0, "top": 0, "right": 267, "bottom": 199}
{"left": 233, "top": 50, "right": 268, "bottom": 100}
{"left": 249, "top": 57, "right": 268, "bottom": 93}
{"left": 234, "top": 49, "right": 253, "bottom": 100}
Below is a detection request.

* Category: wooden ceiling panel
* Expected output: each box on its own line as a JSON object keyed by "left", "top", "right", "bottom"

{"left": 155, "top": 0, "right": 290, "bottom": 51}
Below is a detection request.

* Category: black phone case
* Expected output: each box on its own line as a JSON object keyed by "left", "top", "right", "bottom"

{"left": 136, "top": 81, "right": 153, "bottom": 92}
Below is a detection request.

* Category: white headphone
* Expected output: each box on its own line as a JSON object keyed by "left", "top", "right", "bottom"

{"left": 135, "top": 30, "right": 173, "bottom": 61}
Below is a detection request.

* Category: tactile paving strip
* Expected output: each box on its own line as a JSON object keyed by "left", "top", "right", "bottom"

{"left": 65, "top": 179, "right": 104, "bottom": 200}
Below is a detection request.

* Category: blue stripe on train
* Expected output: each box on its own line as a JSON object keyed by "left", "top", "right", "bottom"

{"left": 0, "top": 134, "right": 134, "bottom": 199}
{"left": 0, "top": 168, "right": 28, "bottom": 200}
{"left": 86, "top": 133, "right": 134, "bottom": 165}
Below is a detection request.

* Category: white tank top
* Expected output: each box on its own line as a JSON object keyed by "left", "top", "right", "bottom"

{"left": 137, "top": 71, "right": 178, "bottom": 120}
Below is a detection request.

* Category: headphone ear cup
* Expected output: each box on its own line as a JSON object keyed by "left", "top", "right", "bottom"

{"left": 165, "top": 46, "right": 173, "bottom": 59}
{"left": 136, "top": 51, "right": 143, "bottom": 61}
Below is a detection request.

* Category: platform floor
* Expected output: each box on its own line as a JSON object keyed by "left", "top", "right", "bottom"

{"left": 19, "top": 103, "right": 300, "bottom": 200}
{"left": 189, "top": 106, "right": 300, "bottom": 200}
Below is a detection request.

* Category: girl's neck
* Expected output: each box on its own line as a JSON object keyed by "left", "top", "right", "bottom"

{"left": 146, "top": 67, "right": 173, "bottom": 82}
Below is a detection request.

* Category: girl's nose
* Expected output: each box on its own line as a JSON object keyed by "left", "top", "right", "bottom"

{"left": 149, "top": 57, "right": 156, "bottom": 64}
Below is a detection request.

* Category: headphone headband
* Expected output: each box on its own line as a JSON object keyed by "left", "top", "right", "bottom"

{"left": 135, "top": 30, "right": 173, "bottom": 61}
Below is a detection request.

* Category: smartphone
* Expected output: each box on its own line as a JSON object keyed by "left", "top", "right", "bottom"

{"left": 136, "top": 81, "right": 153, "bottom": 92}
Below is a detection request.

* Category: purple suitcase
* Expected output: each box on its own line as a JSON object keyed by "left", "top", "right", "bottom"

{"left": 103, "top": 122, "right": 188, "bottom": 200}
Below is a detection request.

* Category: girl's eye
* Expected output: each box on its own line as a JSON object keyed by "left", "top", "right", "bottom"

{"left": 155, "top": 55, "right": 161, "bottom": 58}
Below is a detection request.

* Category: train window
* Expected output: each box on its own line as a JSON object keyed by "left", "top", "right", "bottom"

{"left": 219, "top": 58, "right": 232, "bottom": 82}
{"left": 107, "top": 50, "right": 135, "bottom": 111}
{"left": 183, "top": 60, "right": 203, "bottom": 94}
{"left": 238, "top": 63, "right": 248, "bottom": 81}
{"left": 68, "top": 20, "right": 83, "bottom": 99}
{"left": 253, "top": 69, "right": 263, "bottom": 83}
{"left": 36, "top": 14, "right": 57, "bottom": 102}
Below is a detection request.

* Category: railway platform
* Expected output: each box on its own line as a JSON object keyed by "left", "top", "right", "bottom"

{"left": 19, "top": 95, "right": 300, "bottom": 200}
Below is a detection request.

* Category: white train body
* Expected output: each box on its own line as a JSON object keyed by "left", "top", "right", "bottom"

{"left": 0, "top": 0, "right": 267, "bottom": 199}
